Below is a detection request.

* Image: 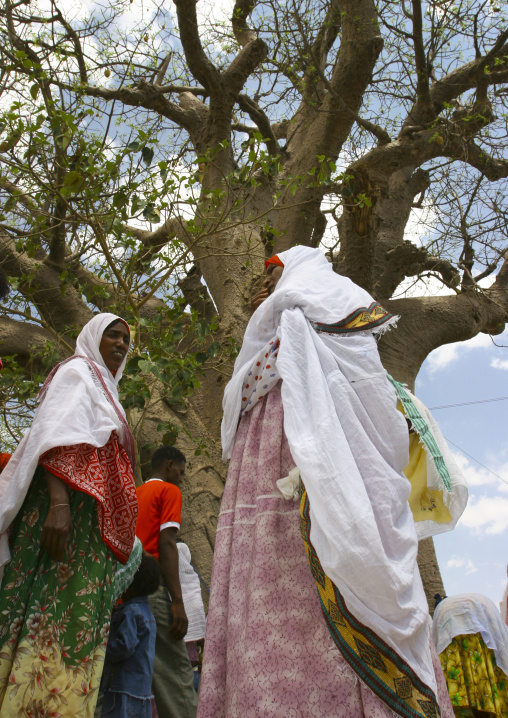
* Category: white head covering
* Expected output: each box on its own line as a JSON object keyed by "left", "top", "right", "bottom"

{"left": 39, "top": 312, "right": 130, "bottom": 400}
{"left": 76, "top": 314, "right": 129, "bottom": 377}
{"left": 75, "top": 313, "right": 129, "bottom": 383}
{"left": 433, "top": 593, "right": 508, "bottom": 676}
{"left": 0, "top": 313, "right": 133, "bottom": 577}
{"left": 222, "top": 246, "right": 393, "bottom": 459}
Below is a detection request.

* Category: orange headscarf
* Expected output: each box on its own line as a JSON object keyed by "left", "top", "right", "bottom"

{"left": 265, "top": 255, "right": 284, "bottom": 270}
{"left": 0, "top": 453, "right": 11, "bottom": 473}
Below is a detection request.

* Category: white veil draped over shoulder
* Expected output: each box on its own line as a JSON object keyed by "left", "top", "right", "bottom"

{"left": 222, "top": 246, "right": 395, "bottom": 458}
{"left": 0, "top": 313, "right": 132, "bottom": 577}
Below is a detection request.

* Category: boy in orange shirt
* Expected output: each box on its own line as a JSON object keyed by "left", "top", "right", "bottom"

{"left": 136, "top": 447, "right": 198, "bottom": 718}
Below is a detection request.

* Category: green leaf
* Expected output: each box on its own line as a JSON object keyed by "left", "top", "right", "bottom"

{"left": 4, "top": 196, "right": 18, "bottom": 213}
{"left": 63, "top": 170, "right": 81, "bottom": 186}
{"left": 30, "top": 84, "right": 40, "bottom": 101}
{"left": 137, "top": 359, "right": 152, "bottom": 373}
{"left": 143, "top": 204, "right": 161, "bottom": 223}
{"left": 141, "top": 146, "right": 154, "bottom": 166}
{"left": 131, "top": 194, "right": 145, "bottom": 216}
{"left": 113, "top": 191, "right": 128, "bottom": 209}
{"left": 62, "top": 171, "right": 84, "bottom": 193}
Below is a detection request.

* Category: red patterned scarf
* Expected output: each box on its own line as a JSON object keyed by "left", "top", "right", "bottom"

{"left": 41, "top": 432, "right": 137, "bottom": 563}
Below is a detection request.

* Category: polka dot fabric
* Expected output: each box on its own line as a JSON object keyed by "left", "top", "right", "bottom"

{"left": 240, "top": 338, "right": 280, "bottom": 417}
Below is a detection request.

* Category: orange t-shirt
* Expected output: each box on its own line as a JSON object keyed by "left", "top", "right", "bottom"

{"left": 136, "top": 479, "right": 182, "bottom": 559}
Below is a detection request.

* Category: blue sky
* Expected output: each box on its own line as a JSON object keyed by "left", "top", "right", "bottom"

{"left": 416, "top": 327, "right": 508, "bottom": 608}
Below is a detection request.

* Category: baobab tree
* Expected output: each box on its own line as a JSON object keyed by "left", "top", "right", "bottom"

{"left": 0, "top": 0, "right": 507, "bottom": 603}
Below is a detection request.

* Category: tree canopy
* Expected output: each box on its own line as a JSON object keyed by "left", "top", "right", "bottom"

{"left": 0, "top": 0, "right": 507, "bottom": 590}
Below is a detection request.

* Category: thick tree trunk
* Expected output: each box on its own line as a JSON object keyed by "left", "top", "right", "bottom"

{"left": 418, "top": 538, "right": 445, "bottom": 616}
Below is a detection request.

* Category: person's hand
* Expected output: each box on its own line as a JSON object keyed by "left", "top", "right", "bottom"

{"left": 251, "top": 288, "right": 269, "bottom": 313}
{"left": 41, "top": 504, "right": 72, "bottom": 561}
{"left": 170, "top": 599, "right": 189, "bottom": 641}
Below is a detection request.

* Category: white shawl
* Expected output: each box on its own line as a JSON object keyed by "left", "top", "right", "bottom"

{"left": 222, "top": 246, "right": 395, "bottom": 459}
{"left": 433, "top": 593, "right": 508, "bottom": 676}
{"left": 393, "top": 385, "right": 468, "bottom": 540}
{"left": 178, "top": 542, "right": 207, "bottom": 642}
{"left": 0, "top": 313, "right": 132, "bottom": 577}
{"left": 221, "top": 247, "right": 437, "bottom": 695}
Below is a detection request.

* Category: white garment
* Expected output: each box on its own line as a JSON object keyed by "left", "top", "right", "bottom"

{"left": 433, "top": 593, "right": 508, "bottom": 676}
{"left": 221, "top": 247, "right": 437, "bottom": 697}
{"left": 222, "top": 246, "right": 396, "bottom": 459}
{"left": 393, "top": 385, "right": 468, "bottom": 540}
{"left": 0, "top": 313, "right": 132, "bottom": 578}
{"left": 178, "top": 542, "right": 207, "bottom": 642}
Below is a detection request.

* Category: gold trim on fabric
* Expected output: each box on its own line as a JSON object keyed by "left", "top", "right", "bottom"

{"left": 299, "top": 481, "right": 440, "bottom": 718}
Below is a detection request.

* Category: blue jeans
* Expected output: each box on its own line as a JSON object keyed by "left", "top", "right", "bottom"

{"left": 102, "top": 692, "right": 152, "bottom": 718}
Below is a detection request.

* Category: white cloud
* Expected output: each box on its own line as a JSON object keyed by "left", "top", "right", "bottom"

{"left": 460, "top": 495, "right": 508, "bottom": 535}
{"left": 426, "top": 332, "right": 497, "bottom": 373}
{"left": 449, "top": 452, "right": 508, "bottom": 535}
{"left": 491, "top": 358, "right": 508, "bottom": 371}
{"left": 451, "top": 451, "right": 508, "bottom": 489}
{"left": 446, "top": 556, "right": 478, "bottom": 574}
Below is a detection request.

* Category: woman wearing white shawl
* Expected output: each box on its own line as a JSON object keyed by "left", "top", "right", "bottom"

{"left": 197, "top": 247, "right": 454, "bottom": 718}
{"left": 0, "top": 313, "right": 141, "bottom": 718}
{"left": 433, "top": 593, "right": 508, "bottom": 715}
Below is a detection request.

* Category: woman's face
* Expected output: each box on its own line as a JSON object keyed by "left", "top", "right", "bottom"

{"left": 263, "top": 264, "right": 283, "bottom": 295}
{"left": 99, "top": 321, "right": 130, "bottom": 372}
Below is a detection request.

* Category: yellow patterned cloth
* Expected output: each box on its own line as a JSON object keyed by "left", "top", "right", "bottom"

{"left": 404, "top": 429, "right": 452, "bottom": 524}
{"left": 311, "top": 301, "right": 393, "bottom": 334}
{"left": 439, "top": 632, "right": 508, "bottom": 717}
{"left": 299, "top": 480, "right": 441, "bottom": 718}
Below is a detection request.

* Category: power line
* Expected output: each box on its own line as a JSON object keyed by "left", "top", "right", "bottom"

{"left": 429, "top": 396, "right": 508, "bottom": 410}
{"left": 444, "top": 436, "right": 508, "bottom": 487}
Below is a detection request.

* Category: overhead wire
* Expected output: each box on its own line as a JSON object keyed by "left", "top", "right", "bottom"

{"left": 429, "top": 396, "right": 508, "bottom": 410}
{"left": 423, "top": 394, "right": 508, "bottom": 485}
{"left": 443, "top": 436, "right": 508, "bottom": 487}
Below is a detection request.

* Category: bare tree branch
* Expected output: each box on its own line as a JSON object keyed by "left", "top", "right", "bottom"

{"left": 173, "top": 0, "right": 221, "bottom": 92}
{"left": 223, "top": 39, "right": 268, "bottom": 97}
{"left": 231, "top": 0, "right": 257, "bottom": 48}
{"left": 445, "top": 138, "right": 508, "bottom": 182}
{"left": 0, "top": 229, "right": 93, "bottom": 333}
{"left": 81, "top": 81, "right": 194, "bottom": 132}
{"left": 179, "top": 265, "right": 216, "bottom": 322}
{"left": 494, "top": 249, "right": 508, "bottom": 290}
{"left": 0, "top": 176, "right": 42, "bottom": 215}
{"left": 237, "top": 94, "right": 279, "bottom": 155}
{"left": 410, "top": 0, "right": 433, "bottom": 121}
{"left": 0, "top": 315, "right": 68, "bottom": 359}
{"left": 53, "top": 4, "right": 88, "bottom": 85}
{"left": 154, "top": 54, "right": 172, "bottom": 86}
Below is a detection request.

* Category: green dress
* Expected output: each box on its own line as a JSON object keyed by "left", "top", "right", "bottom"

{"left": 0, "top": 467, "right": 116, "bottom": 718}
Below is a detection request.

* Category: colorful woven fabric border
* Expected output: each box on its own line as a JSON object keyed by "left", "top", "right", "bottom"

{"left": 311, "top": 301, "right": 393, "bottom": 334}
{"left": 387, "top": 375, "right": 452, "bottom": 493}
{"left": 112, "top": 536, "right": 143, "bottom": 602}
{"left": 299, "top": 480, "right": 441, "bottom": 718}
